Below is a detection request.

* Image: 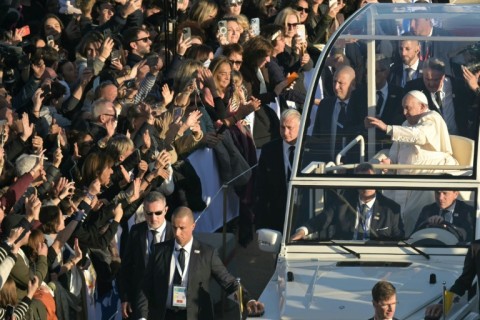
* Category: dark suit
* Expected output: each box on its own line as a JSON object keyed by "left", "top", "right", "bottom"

{"left": 450, "top": 240, "right": 480, "bottom": 297}
{"left": 311, "top": 96, "right": 356, "bottom": 163}
{"left": 303, "top": 191, "right": 404, "bottom": 241}
{"left": 389, "top": 61, "right": 424, "bottom": 88}
{"left": 118, "top": 221, "right": 174, "bottom": 317}
{"left": 254, "top": 138, "right": 288, "bottom": 232}
{"left": 348, "top": 84, "right": 405, "bottom": 152}
{"left": 413, "top": 200, "right": 474, "bottom": 242}
{"left": 404, "top": 77, "right": 476, "bottom": 138}
{"left": 136, "top": 238, "right": 249, "bottom": 320}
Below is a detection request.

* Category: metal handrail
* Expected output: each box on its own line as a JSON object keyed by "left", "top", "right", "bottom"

{"left": 335, "top": 135, "right": 365, "bottom": 165}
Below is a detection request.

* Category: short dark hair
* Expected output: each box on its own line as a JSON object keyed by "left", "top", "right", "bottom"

{"left": 372, "top": 281, "right": 396, "bottom": 302}
{"left": 354, "top": 163, "right": 374, "bottom": 174}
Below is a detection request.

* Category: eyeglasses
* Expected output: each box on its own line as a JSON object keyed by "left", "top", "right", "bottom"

{"left": 229, "top": 60, "right": 243, "bottom": 66}
{"left": 145, "top": 210, "right": 165, "bottom": 216}
{"left": 229, "top": 0, "right": 243, "bottom": 6}
{"left": 377, "top": 301, "right": 398, "bottom": 309}
{"left": 296, "top": 6, "right": 308, "bottom": 13}
{"left": 287, "top": 23, "right": 299, "bottom": 29}
{"left": 135, "top": 37, "right": 150, "bottom": 43}
{"left": 103, "top": 113, "right": 118, "bottom": 120}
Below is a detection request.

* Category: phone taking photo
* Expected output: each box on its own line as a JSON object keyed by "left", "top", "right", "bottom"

{"left": 297, "top": 24, "right": 306, "bottom": 42}
{"left": 250, "top": 18, "right": 260, "bottom": 36}
{"left": 46, "top": 35, "right": 54, "bottom": 47}
{"left": 182, "top": 27, "right": 191, "bottom": 41}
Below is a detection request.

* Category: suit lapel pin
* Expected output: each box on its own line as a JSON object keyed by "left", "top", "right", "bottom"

{"left": 453, "top": 213, "right": 459, "bottom": 217}
{"left": 374, "top": 213, "right": 380, "bottom": 220}
{"left": 194, "top": 250, "right": 200, "bottom": 254}
{"left": 391, "top": 95, "right": 396, "bottom": 98}
{"left": 452, "top": 94, "right": 455, "bottom": 98}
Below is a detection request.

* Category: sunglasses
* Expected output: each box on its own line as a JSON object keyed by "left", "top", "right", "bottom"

{"left": 146, "top": 210, "right": 165, "bottom": 216}
{"left": 229, "top": 0, "right": 243, "bottom": 6}
{"left": 135, "top": 37, "right": 150, "bottom": 43}
{"left": 287, "top": 23, "right": 299, "bottom": 29}
{"left": 229, "top": 59, "right": 243, "bottom": 65}
{"left": 296, "top": 6, "right": 308, "bottom": 13}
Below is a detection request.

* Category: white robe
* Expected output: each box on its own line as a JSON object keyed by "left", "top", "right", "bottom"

{"left": 386, "top": 110, "right": 458, "bottom": 236}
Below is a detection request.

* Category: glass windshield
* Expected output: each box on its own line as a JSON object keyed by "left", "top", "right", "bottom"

{"left": 299, "top": 4, "right": 480, "bottom": 178}
{"left": 287, "top": 185, "right": 476, "bottom": 247}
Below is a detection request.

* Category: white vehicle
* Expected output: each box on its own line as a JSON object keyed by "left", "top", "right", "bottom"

{"left": 255, "top": 3, "right": 480, "bottom": 319}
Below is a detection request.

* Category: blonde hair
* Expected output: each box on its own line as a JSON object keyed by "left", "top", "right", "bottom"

{"left": 189, "top": 0, "right": 219, "bottom": 27}
{"left": 274, "top": 7, "right": 300, "bottom": 32}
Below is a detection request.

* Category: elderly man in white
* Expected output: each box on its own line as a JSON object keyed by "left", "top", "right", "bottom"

{"left": 365, "top": 90, "right": 458, "bottom": 235}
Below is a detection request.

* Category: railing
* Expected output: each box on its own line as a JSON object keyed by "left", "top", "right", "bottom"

{"left": 335, "top": 135, "right": 365, "bottom": 165}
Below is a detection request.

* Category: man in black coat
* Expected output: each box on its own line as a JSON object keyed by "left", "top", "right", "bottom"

{"left": 425, "top": 240, "right": 480, "bottom": 319}
{"left": 311, "top": 65, "right": 357, "bottom": 163}
{"left": 413, "top": 190, "right": 474, "bottom": 243}
{"left": 404, "top": 58, "right": 476, "bottom": 138}
{"left": 136, "top": 206, "right": 264, "bottom": 320}
{"left": 119, "top": 191, "right": 174, "bottom": 319}
{"left": 254, "top": 109, "right": 300, "bottom": 232}
{"left": 389, "top": 39, "right": 424, "bottom": 88}
{"left": 291, "top": 163, "right": 405, "bottom": 241}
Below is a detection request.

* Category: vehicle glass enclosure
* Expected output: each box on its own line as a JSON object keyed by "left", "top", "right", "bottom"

{"left": 300, "top": 4, "right": 479, "bottom": 177}
{"left": 291, "top": 4, "right": 480, "bottom": 247}
{"left": 287, "top": 186, "right": 476, "bottom": 245}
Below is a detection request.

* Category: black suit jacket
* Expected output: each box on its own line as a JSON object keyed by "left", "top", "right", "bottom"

{"left": 136, "top": 238, "right": 249, "bottom": 320}
{"left": 118, "top": 221, "right": 174, "bottom": 315}
{"left": 389, "top": 61, "right": 424, "bottom": 88}
{"left": 404, "top": 77, "right": 476, "bottom": 138}
{"left": 254, "top": 138, "right": 288, "bottom": 232}
{"left": 413, "top": 200, "right": 474, "bottom": 242}
{"left": 348, "top": 84, "right": 405, "bottom": 152}
{"left": 311, "top": 96, "right": 356, "bottom": 162}
{"left": 450, "top": 240, "right": 480, "bottom": 296}
{"left": 304, "top": 191, "right": 405, "bottom": 241}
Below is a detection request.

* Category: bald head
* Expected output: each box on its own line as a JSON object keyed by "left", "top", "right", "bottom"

{"left": 172, "top": 206, "right": 196, "bottom": 246}
{"left": 333, "top": 65, "right": 356, "bottom": 101}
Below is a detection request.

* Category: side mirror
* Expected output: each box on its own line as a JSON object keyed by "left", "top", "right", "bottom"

{"left": 257, "top": 229, "right": 282, "bottom": 253}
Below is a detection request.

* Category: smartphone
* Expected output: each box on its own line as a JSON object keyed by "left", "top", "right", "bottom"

{"left": 0, "top": 120, "right": 7, "bottom": 147}
{"left": 182, "top": 27, "right": 191, "bottom": 41}
{"left": 14, "top": 218, "right": 32, "bottom": 245}
{"left": 250, "top": 18, "right": 260, "bottom": 37}
{"left": 57, "top": 134, "right": 61, "bottom": 148}
{"left": 286, "top": 72, "right": 299, "bottom": 86}
{"left": 18, "top": 25, "right": 30, "bottom": 37}
{"left": 173, "top": 107, "right": 183, "bottom": 120}
{"left": 110, "top": 50, "right": 121, "bottom": 61}
{"left": 46, "top": 35, "right": 54, "bottom": 47}
{"left": 87, "top": 58, "right": 94, "bottom": 69}
{"left": 218, "top": 20, "right": 228, "bottom": 36}
{"left": 103, "top": 28, "right": 112, "bottom": 39}
{"left": 122, "top": 148, "right": 141, "bottom": 172}
{"left": 124, "top": 79, "right": 136, "bottom": 88}
{"left": 5, "top": 305, "right": 13, "bottom": 320}
{"left": 297, "top": 24, "right": 306, "bottom": 42}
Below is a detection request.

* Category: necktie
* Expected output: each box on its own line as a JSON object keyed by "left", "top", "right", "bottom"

{"left": 359, "top": 204, "right": 369, "bottom": 240}
{"left": 376, "top": 91, "right": 384, "bottom": 116}
{"left": 405, "top": 67, "right": 414, "bottom": 82}
{"left": 435, "top": 91, "right": 443, "bottom": 113}
{"left": 337, "top": 101, "right": 347, "bottom": 131}
{"left": 173, "top": 248, "right": 185, "bottom": 285}
{"left": 287, "top": 145, "right": 295, "bottom": 180}
{"left": 150, "top": 230, "right": 158, "bottom": 252}
{"left": 441, "top": 209, "right": 453, "bottom": 224}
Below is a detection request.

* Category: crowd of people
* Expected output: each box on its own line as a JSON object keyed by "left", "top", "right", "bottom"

{"left": 0, "top": 0, "right": 475, "bottom": 318}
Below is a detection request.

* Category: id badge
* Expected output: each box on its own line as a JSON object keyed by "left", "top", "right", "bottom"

{"left": 172, "top": 286, "right": 187, "bottom": 308}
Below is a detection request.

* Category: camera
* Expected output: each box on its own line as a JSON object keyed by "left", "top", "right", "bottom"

{"left": 466, "top": 61, "right": 480, "bottom": 74}
{"left": 218, "top": 20, "right": 228, "bottom": 36}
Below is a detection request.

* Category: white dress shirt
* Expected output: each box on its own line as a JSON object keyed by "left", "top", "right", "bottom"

{"left": 167, "top": 238, "right": 194, "bottom": 308}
